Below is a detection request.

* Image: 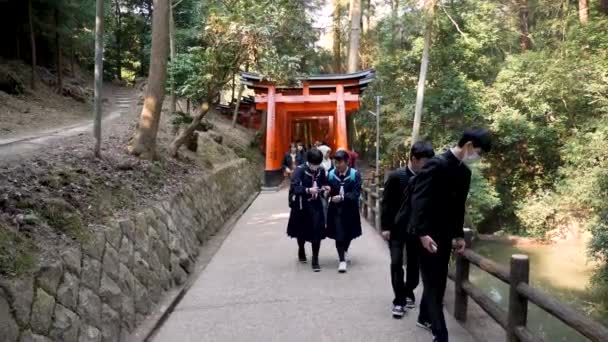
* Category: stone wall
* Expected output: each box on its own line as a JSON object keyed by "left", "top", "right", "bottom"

{"left": 0, "top": 159, "right": 260, "bottom": 342}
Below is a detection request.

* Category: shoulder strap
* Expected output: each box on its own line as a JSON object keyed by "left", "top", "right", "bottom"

{"left": 349, "top": 168, "right": 357, "bottom": 182}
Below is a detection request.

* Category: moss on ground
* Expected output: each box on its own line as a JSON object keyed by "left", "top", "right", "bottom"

{"left": 0, "top": 225, "right": 35, "bottom": 276}
{"left": 37, "top": 198, "right": 88, "bottom": 242}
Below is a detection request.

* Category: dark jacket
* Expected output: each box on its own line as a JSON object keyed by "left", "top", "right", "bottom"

{"left": 326, "top": 168, "right": 362, "bottom": 241}
{"left": 408, "top": 150, "right": 471, "bottom": 243}
{"left": 282, "top": 152, "right": 304, "bottom": 171}
{"left": 286, "top": 165, "right": 327, "bottom": 242}
{"left": 381, "top": 166, "right": 416, "bottom": 241}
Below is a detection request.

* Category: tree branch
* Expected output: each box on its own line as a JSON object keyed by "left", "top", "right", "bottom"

{"left": 440, "top": 5, "right": 470, "bottom": 44}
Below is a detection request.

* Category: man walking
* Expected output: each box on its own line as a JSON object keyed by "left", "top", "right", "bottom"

{"left": 409, "top": 129, "right": 492, "bottom": 342}
{"left": 381, "top": 141, "right": 435, "bottom": 318}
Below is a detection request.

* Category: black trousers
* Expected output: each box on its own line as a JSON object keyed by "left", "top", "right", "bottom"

{"left": 418, "top": 239, "right": 452, "bottom": 342}
{"left": 388, "top": 235, "right": 420, "bottom": 306}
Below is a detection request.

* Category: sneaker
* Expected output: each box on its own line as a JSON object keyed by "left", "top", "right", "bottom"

{"left": 391, "top": 305, "right": 405, "bottom": 319}
{"left": 298, "top": 249, "right": 307, "bottom": 263}
{"left": 416, "top": 320, "right": 432, "bottom": 332}
{"left": 338, "top": 261, "right": 347, "bottom": 273}
{"left": 405, "top": 297, "right": 416, "bottom": 309}
{"left": 312, "top": 261, "right": 321, "bottom": 272}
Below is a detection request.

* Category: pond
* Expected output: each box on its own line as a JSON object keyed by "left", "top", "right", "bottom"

{"left": 470, "top": 239, "right": 607, "bottom": 341}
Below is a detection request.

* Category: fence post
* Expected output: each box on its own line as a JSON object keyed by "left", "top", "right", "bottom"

{"left": 369, "top": 177, "right": 377, "bottom": 228}
{"left": 507, "top": 254, "right": 530, "bottom": 342}
{"left": 454, "top": 228, "right": 473, "bottom": 322}
{"left": 361, "top": 187, "right": 368, "bottom": 219}
{"left": 375, "top": 189, "right": 382, "bottom": 231}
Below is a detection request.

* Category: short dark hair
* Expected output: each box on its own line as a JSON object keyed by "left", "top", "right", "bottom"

{"left": 307, "top": 148, "right": 323, "bottom": 164}
{"left": 334, "top": 150, "right": 350, "bottom": 162}
{"left": 458, "top": 128, "right": 492, "bottom": 153}
{"left": 410, "top": 141, "right": 435, "bottom": 160}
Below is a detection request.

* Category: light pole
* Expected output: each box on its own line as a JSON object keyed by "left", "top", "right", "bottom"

{"left": 368, "top": 95, "right": 381, "bottom": 180}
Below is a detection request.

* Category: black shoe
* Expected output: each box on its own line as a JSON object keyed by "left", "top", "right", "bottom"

{"left": 391, "top": 305, "right": 405, "bottom": 319}
{"left": 416, "top": 320, "right": 432, "bottom": 332}
{"left": 298, "top": 248, "right": 307, "bottom": 263}
{"left": 406, "top": 297, "right": 416, "bottom": 309}
{"left": 312, "top": 260, "right": 321, "bottom": 272}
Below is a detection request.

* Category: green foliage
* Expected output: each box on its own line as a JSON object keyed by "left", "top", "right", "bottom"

{"left": 0, "top": 225, "right": 35, "bottom": 277}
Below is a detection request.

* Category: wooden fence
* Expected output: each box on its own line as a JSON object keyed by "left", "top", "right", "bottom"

{"left": 360, "top": 185, "right": 608, "bottom": 342}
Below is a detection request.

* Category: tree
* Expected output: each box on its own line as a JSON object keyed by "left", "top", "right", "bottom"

{"left": 602, "top": 0, "right": 608, "bottom": 15}
{"left": 128, "top": 0, "right": 170, "bottom": 159}
{"left": 55, "top": 8, "right": 63, "bottom": 91}
{"left": 412, "top": 0, "right": 436, "bottom": 143}
{"left": 28, "top": 0, "right": 37, "bottom": 90}
{"left": 578, "top": 0, "right": 589, "bottom": 24}
{"left": 517, "top": 0, "right": 532, "bottom": 50}
{"left": 347, "top": 0, "right": 362, "bottom": 72}
{"left": 169, "top": 0, "right": 176, "bottom": 116}
{"left": 113, "top": 0, "right": 123, "bottom": 80}
{"left": 333, "top": 0, "right": 343, "bottom": 73}
{"left": 94, "top": 0, "right": 105, "bottom": 158}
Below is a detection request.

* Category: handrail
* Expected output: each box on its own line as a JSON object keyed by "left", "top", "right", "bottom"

{"left": 360, "top": 186, "right": 608, "bottom": 342}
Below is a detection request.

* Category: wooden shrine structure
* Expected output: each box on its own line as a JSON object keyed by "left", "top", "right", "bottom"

{"left": 241, "top": 69, "right": 375, "bottom": 187}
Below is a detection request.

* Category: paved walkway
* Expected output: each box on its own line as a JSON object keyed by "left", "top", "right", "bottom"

{"left": 153, "top": 190, "right": 475, "bottom": 342}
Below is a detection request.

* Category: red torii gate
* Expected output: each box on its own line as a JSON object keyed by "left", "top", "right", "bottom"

{"left": 241, "top": 70, "right": 375, "bottom": 187}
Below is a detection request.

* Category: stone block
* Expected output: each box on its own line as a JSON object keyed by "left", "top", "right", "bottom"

{"left": 82, "top": 228, "right": 105, "bottom": 261}
{"left": 37, "top": 257, "right": 63, "bottom": 296}
{"left": 50, "top": 303, "right": 80, "bottom": 342}
{"left": 57, "top": 272, "right": 80, "bottom": 311}
{"left": 99, "top": 273, "right": 122, "bottom": 312}
{"left": 78, "top": 325, "right": 101, "bottom": 342}
{"left": 159, "top": 266, "right": 172, "bottom": 291}
{"left": 117, "top": 263, "right": 136, "bottom": 297}
{"left": 0, "top": 288, "right": 20, "bottom": 342}
{"left": 0, "top": 275, "right": 34, "bottom": 326}
{"left": 132, "top": 252, "right": 152, "bottom": 287}
{"left": 77, "top": 287, "right": 101, "bottom": 327}
{"left": 133, "top": 214, "right": 151, "bottom": 258}
{"left": 170, "top": 254, "right": 188, "bottom": 286}
{"left": 121, "top": 296, "right": 135, "bottom": 332}
{"left": 100, "top": 304, "right": 120, "bottom": 342}
{"left": 118, "top": 219, "right": 136, "bottom": 242}
{"left": 30, "top": 288, "right": 55, "bottom": 335}
{"left": 133, "top": 279, "right": 151, "bottom": 316}
{"left": 19, "top": 330, "right": 52, "bottom": 342}
{"left": 102, "top": 243, "right": 120, "bottom": 282}
{"left": 61, "top": 247, "right": 82, "bottom": 276}
{"left": 104, "top": 222, "right": 122, "bottom": 250}
{"left": 118, "top": 236, "right": 134, "bottom": 270}
{"left": 81, "top": 256, "right": 101, "bottom": 292}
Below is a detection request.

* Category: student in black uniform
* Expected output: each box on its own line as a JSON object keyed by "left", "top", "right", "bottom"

{"left": 381, "top": 140, "right": 435, "bottom": 318}
{"left": 286, "top": 149, "right": 330, "bottom": 272}
{"left": 409, "top": 129, "right": 492, "bottom": 342}
{"left": 326, "top": 150, "right": 362, "bottom": 273}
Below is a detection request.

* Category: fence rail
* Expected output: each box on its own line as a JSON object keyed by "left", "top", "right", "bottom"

{"left": 360, "top": 185, "right": 608, "bottom": 342}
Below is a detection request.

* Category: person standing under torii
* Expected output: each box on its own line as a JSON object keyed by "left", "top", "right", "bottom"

{"left": 409, "top": 129, "right": 492, "bottom": 342}
{"left": 286, "top": 149, "right": 329, "bottom": 272}
{"left": 326, "top": 150, "right": 362, "bottom": 273}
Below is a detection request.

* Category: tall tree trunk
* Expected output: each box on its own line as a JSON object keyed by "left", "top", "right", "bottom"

{"left": 412, "top": 0, "right": 436, "bottom": 143}
{"left": 347, "top": 0, "right": 362, "bottom": 72}
{"left": 363, "top": 0, "right": 371, "bottom": 33}
{"left": 55, "top": 9, "right": 63, "bottom": 92}
{"left": 128, "top": 0, "right": 170, "bottom": 160}
{"left": 28, "top": 0, "right": 36, "bottom": 90}
{"left": 517, "top": 0, "right": 532, "bottom": 50}
{"left": 169, "top": 2, "right": 176, "bottom": 115}
{"left": 232, "top": 63, "right": 249, "bottom": 128}
{"left": 578, "top": 0, "right": 589, "bottom": 24}
{"left": 114, "top": 0, "right": 123, "bottom": 81}
{"left": 601, "top": 0, "right": 608, "bottom": 15}
{"left": 70, "top": 39, "right": 75, "bottom": 77}
{"left": 94, "top": 0, "right": 105, "bottom": 158}
{"left": 333, "top": 0, "right": 342, "bottom": 73}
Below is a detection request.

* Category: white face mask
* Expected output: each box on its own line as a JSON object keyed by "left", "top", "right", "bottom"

{"left": 463, "top": 148, "right": 481, "bottom": 164}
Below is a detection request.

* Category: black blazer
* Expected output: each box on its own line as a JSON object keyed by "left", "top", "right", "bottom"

{"left": 282, "top": 152, "right": 304, "bottom": 171}
{"left": 381, "top": 167, "right": 415, "bottom": 238}
{"left": 408, "top": 150, "right": 471, "bottom": 242}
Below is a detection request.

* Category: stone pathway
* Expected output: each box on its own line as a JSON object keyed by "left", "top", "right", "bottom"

{"left": 152, "top": 190, "right": 475, "bottom": 342}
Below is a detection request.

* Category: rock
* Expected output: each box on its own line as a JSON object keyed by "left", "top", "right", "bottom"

{"left": 57, "top": 272, "right": 80, "bottom": 311}
{"left": 61, "top": 247, "right": 82, "bottom": 276}
{"left": 19, "top": 330, "right": 52, "bottom": 342}
{"left": 0, "top": 289, "right": 20, "bottom": 342}
{"left": 81, "top": 256, "right": 101, "bottom": 292}
{"left": 153, "top": 238, "right": 171, "bottom": 270}
{"left": 118, "top": 236, "right": 134, "bottom": 270}
{"left": 118, "top": 219, "right": 136, "bottom": 242}
{"left": 23, "top": 213, "right": 40, "bottom": 225}
{"left": 133, "top": 214, "right": 151, "bottom": 257}
{"left": 50, "top": 304, "right": 80, "bottom": 342}
{"left": 0, "top": 66, "right": 25, "bottom": 95}
{"left": 170, "top": 254, "right": 188, "bottom": 286}
{"left": 121, "top": 296, "right": 136, "bottom": 332}
{"left": 37, "top": 257, "right": 64, "bottom": 296}
{"left": 116, "top": 162, "right": 135, "bottom": 171}
{"left": 100, "top": 304, "right": 120, "bottom": 342}
{"left": 132, "top": 251, "right": 152, "bottom": 287}
{"left": 102, "top": 243, "right": 120, "bottom": 282}
{"left": 78, "top": 325, "right": 101, "bottom": 342}
{"left": 159, "top": 266, "right": 172, "bottom": 291}
{"left": 0, "top": 276, "right": 34, "bottom": 326}
{"left": 133, "top": 279, "right": 151, "bottom": 315}
{"left": 30, "top": 288, "right": 55, "bottom": 335}
{"left": 83, "top": 228, "right": 105, "bottom": 261}
{"left": 77, "top": 287, "right": 101, "bottom": 327}
{"left": 208, "top": 131, "right": 223, "bottom": 144}
{"left": 99, "top": 273, "right": 122, "bottom": 312}
{"left": 104, "top": 223, "right": 122, "bottom": 251}
{"left": 117, "top": 263, "right": 136, "bottom": 297}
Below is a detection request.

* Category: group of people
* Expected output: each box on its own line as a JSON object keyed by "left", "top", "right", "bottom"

{"left": 381, "top": 129, "right": 492, "bottom": 342}
{"left": 281, "top": 128, "right": 491, "bottom": 342}
{"left": 284, "top": 142, "right": 362, "bottom": 273}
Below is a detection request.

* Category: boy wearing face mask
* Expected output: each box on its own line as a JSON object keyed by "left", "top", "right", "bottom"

{"left": 286, "top": 149, "right": 331, "bottom": 272}
{"left": 408, "top": 129, "right": 492, "bottom": 342}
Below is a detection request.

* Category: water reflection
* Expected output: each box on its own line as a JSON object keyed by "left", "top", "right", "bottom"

{"left": 471, "top": 240, "right": 606, "bottom": 342}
